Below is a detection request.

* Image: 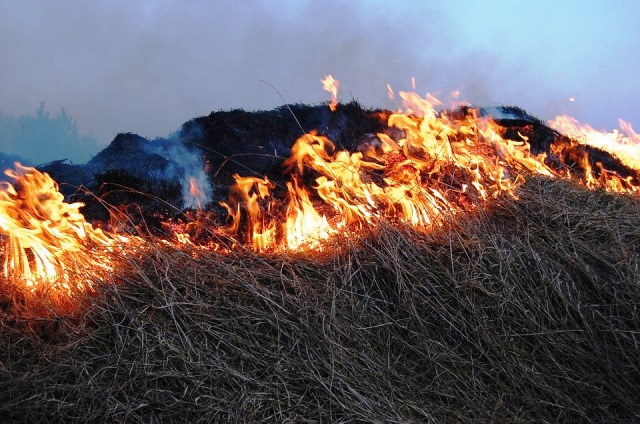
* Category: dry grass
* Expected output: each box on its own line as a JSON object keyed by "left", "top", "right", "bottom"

{"left": 1, "top": 176, "right": 639, "bottom": 422}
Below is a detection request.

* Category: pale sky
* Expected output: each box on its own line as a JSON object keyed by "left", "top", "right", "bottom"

{"left": 0, "top": 0, "right": 638, "bottom": 162}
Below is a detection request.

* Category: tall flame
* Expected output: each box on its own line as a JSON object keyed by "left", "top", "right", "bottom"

{"left": 220, "top": 174, "right": 276, "bottom": 250}
{"left": 285, "top": 177, "right": 335, "bottom": 250}
{"left": 0, "top": 164, "right": 123, "bottom": 296}
{"left": 221, "top": 91, "right": 639, "bottom": 250}
{"left": 1, "top": 85, "right": 639, "bottom": 311}
{"left": 322, "top": 74, "right": 339, "bottom": 112}
{"left": 187, "top": 176, "right": 206, "bottom": 209}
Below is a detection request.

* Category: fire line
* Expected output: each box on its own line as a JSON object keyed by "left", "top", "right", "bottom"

{"left": 1, "top": 82, "right": 639, "bottom": 306}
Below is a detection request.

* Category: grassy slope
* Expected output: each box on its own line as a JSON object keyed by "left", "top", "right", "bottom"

{"left": 1, "top": 176, "right": 639, "bottom": 423}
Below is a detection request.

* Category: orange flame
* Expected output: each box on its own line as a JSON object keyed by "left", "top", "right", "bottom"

{"left": 548, "top": 115, "right": 640, "bottom": 170}
{"left": 220, "top": 174, "right": 276, "bottom": 250}
{"left": 322, "top": 74, "right": 339, "bottom": 112}
{"left": 387, "top": 83, "right": 395, "bottom": 100}
{"left": 2, "top": 85, "right": 640, "bottom": 313}
{"left": 221, "top": 90, "right": 639, "bottom": 250}
{"left": 0, "top": 163, "right": 127, "bottom": 300}
{"left": 188, "top": 176, "right": 205, "bottom": 209}
{"left": 285, "top": 177, "right": 335, "bottom": 250}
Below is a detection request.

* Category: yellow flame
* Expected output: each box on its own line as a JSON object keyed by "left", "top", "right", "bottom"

{"left": 285, "top": 177, "right": 335, "bottom": 250}
{"left": 0, "top": 163, "right": 124, "bottom": 296}
{"left": 221, "top": 90, "right": 639, "bottom": 251}
{"left": 2, "top": 86, "right": 639, "bottom": 309}
{"left": 220, "top": 174, "right": 276, "bottom": 250}
{"left": 188, "top": 176, "right": 205, "bottom": 209}
{"left": 548, "top": 115, "right": 640, "bottom": 170}
{"left": 321, "top": 74, "right": 339, "bottom": 112}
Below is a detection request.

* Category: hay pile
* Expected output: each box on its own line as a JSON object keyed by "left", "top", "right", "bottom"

{"left": 1, "top": 177, "right": 639, "bottom": 422}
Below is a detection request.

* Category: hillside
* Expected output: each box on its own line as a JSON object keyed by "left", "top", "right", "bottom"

{"left": 1, "top": 99, "right": 639, "bottom": 422}
{"left": 0, "top": 176, "right": 639, "bottom": 422}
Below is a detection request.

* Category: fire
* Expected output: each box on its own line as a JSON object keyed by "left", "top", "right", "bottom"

{"left": 548, "top": 115, "right": 640, "bottom": 170}
{"left": 188, "top": 176, "right": 205, "bottom": 209}
{"left": 221, "top": 91, "right": 639, "bottom": 250}
{"left": 280, "top": 93, "right": 550, "bottom": 228}
{"left": 0, "top": 163, "right": 127, "bottom": 301}
{"left": 220, "top": 174, "right": 276, "bottom": 250}
{"left": 1, "top": 84, "right": 639, "bottom": 311}
{"left": 322, "top": 74, "right": 339, "bottom": 111}
{"left": 285, "top": 177, "right": 335, "bottom": 250}
{"left": 387, "top": 83, "right": 395, "bottom": 100}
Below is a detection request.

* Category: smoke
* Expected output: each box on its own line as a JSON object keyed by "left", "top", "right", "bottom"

{"left": 0, "top": 103, "right": 99, "bottom": 164}
{"left": 143, "top": 138, "right": 213, "bottom": 209}
{"left": 0, "top": 0, "right": 637, "bottom": 165}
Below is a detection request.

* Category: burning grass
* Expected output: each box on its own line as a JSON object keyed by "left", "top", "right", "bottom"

{"left": 0, "top": 164, "right": 134, "bottom": 312}
{"left": 1, "top": 176, "right": 639, "bottom": 422}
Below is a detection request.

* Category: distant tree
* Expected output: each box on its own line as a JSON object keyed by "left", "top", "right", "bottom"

{"left": 0, "top": 110, "right": 20, "bottom": 158}
{"left": 0, "top": 102, "right": 98, "bottom": 165}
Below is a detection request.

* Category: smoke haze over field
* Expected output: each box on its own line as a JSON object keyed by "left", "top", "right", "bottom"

{"left": 0, "top": 0, "right": 638, "bottom": 164}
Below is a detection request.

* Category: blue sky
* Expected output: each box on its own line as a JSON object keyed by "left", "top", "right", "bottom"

{"left": 0, "top": 0, "right": 638, "bottom": 162}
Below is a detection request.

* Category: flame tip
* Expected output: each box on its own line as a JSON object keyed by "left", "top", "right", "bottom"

{"left": 1, "top": 85, "right": 638, "bottom": 310}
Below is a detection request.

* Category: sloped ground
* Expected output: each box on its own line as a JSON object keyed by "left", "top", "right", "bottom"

{"left": 1, "top": 176, "right": 639, "bottom": 423}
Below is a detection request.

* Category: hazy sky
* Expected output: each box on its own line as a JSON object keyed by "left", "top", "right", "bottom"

{"left": 1, "top": 0, "right": 638, "bottom": 162}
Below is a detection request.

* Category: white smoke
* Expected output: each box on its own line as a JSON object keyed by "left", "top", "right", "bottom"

{"left": 0, "top": 0, "right": 637, "bottom": 157}
{"left": 144, "top": 139, "right": 212, "bottom": 209}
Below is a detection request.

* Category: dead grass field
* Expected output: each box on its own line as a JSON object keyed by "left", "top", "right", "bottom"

{"left": 1, "top": 176, "right": 639, "bottom": 422}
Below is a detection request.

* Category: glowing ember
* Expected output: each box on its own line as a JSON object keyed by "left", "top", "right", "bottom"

{"left": 322, "top": 74, "right": 339, "bottom": 112}
{"left": 0, "top": 163, "right": 125, "bottom": 299}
